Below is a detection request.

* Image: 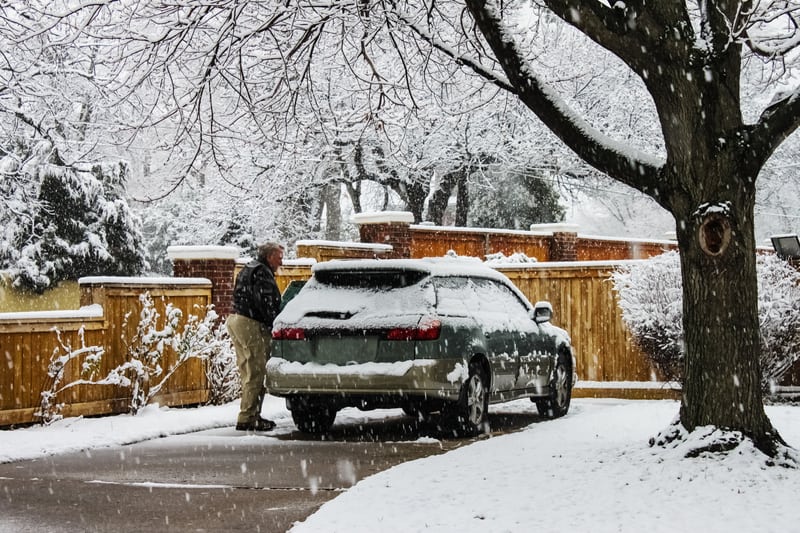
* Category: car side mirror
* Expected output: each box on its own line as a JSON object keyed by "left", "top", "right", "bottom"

{"left": 532, "top": 301, "right": 553, "bottom": 324}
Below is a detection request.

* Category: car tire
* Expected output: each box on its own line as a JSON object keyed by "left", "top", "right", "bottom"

{"left": 449, "top": 362, "right": 489, "bottom": 436}
{"left": 290, "top": 400, "right": 337, "bottom": 434}
{"left": 535, "top": 348, "right": 573, "bottom": 419}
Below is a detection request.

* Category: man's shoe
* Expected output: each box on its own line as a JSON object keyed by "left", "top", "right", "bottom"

{"left": 236, "top": 417, "right": 276, "bottom": 431}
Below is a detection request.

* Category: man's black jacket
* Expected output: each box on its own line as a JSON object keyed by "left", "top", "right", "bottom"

{"left": 232, "top": 260, "right": 281, "bottom": 327}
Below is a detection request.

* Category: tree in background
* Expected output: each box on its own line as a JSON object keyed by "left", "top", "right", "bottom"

{"left": 468, "top": 166, "right": 565, "bottom": 229}
{"left": 137, "top": 189, "right": 262, "bottom": 275}
{"left": 1, "top": 146, "right": 147, "bottom": 292}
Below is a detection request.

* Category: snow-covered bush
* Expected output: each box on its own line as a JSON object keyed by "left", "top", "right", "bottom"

{"left": 117, "top": 292, "right": 185, "bottom": 413}
{"left": 203, "top": 325, "right": 241, "bottom": 406}
{"left": 484, "top": 251, "right": 538, "bottom": 265}
{"left": 612, "top": 251, "right": 800, "bottom": 391}
{"left": 174, "top": 304, "right": 240, "bottom": 405}
{"left": 118, "top": 297, "right": 241, "bottom": 408}
{"left": 611, "top": 253, "right": 684, "bottom": 382}
{"left": 757, "top": 254, "right": 800, "bottom": 387}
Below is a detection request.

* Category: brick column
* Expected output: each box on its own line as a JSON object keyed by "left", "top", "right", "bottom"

{"left": 353, "top": 211, "right": 414, "bottom": 259}
{"left": 167, "top": 245, "right": 240, "bottom": 317}
{"left": 549, "top": 232, "right": 578, "bottom": 261}
{"left": 531, "top": 223, "right": 580, "bottom": 262}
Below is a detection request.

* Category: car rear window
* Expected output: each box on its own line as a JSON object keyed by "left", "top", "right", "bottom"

{"left": 314, "top": 269, "right": 428, "bottom": 290}
{"left": 276, "top": 271, "right": 436, "bottom": 328}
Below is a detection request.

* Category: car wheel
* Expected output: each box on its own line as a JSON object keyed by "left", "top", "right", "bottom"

{"left": 536, "top": 349, "right": 573, "bottom": 419}
{"left": 450, "top": 362, "right": 489, "bottom": 436}
{"left": 291, "top": 400, "right": 337, "bottom": 434}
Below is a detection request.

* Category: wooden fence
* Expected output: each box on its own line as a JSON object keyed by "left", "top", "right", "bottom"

{"left": 0, "top": 259, "right": 688, "bottom": 427}
{"left": 412, "top": 227, "right": 553, "bottom": 261}
{"left": 495, "top": 262, "right": 680, "bottom": 399}
{"left": 0, "top": 277, "right": 212, "bottom": 426}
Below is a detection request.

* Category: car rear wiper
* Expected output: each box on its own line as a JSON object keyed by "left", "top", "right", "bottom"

{"left": 304, "top": 311, "right": 355, "bottom": 320}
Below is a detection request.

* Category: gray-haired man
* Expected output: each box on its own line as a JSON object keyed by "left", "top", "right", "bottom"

{"left": 226, "top": 242, "right": 284, "bottom": 431}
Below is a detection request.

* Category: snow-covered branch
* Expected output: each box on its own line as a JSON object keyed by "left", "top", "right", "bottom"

{"left": 465, "top": 0, "right": 664, "bottom": 198}
{"left": 399, "top": 14, "right": 515, "bottom": 93}
{"left": 751, "top": 86, "right": 800, "bottom": 164}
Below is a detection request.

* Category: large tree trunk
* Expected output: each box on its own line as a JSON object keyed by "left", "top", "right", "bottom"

{"left": 651, "top": 46, "right": 783, "bottom": 453}
{"left": 455, "top": 179, "right": 469, "bottom": 226}
{"left": 673, "top": 181, "right": 778, "bottom": 452}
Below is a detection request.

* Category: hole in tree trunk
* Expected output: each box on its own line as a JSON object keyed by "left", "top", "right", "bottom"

{"left": 698, "top": 214, "right": 731, "bottom": 256}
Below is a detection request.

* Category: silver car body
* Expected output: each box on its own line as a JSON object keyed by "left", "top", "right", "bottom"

{"left": 267, "top": 258, "right": 573, "bottom": 415}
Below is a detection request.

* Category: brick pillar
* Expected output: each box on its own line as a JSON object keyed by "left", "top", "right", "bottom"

{"left": 353, "top": 211, "right": 414, "bottom": 259}
{"left": 549, "top": 232, "right": 578, "bottom": 261}
{"left": 167, "top": 245, "right": 240, "bottom": 317}
{"left": 531, "top": 224, "right": 581, "bottom": 262}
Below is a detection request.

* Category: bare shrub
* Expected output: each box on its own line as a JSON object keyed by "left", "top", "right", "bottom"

{"left": 38, "top": 293, "right": 240, "bottom": 421}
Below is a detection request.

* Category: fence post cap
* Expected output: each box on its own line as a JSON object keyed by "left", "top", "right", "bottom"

{"left": 530, "top": 223, "right": 580, "bottom": 234}
{"left": 351, "top": 211, "right": 414, "bottom": 225}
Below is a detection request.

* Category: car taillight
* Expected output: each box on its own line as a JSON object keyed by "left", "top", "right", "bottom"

{"left": 385, "top": 318, "right": 441, "bottom": 341}
{"left": 272, "top": 327, "right": 306, "bottom": 340}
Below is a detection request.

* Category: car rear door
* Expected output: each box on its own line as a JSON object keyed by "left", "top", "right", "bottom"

{"left": 465, "top": 278, "right": 519, "bottom": 393}
{"left": 472, "top": 279, "right": 551, "bottom": 392}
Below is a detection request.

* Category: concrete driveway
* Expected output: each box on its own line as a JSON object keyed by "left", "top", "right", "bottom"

{"left": 0, "top": 410, "right": 541, "bottom": 532}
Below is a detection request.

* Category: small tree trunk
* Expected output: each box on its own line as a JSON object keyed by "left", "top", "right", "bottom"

{"left": 455, "top": 179, "right": 469, "bottom": 227}
{"left": 322, "top": 183, "right": 342, "bottom": 240}
{"left": 427, "top": 169, "right": 464, "bottom": 225}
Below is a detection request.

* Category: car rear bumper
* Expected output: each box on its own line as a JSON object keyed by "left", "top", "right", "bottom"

{"left": 266, "top": 357, "right": 467, "bottom": 401}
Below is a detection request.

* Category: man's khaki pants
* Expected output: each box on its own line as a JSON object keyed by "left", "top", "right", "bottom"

{"left": 226, "top": 314, "right": 272, "bottom": 425}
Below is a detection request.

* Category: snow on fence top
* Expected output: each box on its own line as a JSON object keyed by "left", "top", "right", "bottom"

{"left": 412, "top": 224, "right": 548, "bottom": 236}
{"left": 351, "top": 211, "right": 415, "bottom": 224}
{"left": 311, "top": 256, "right": 509, "bottom": 282}
{"left": 577, "top": 233, "right": 678, "bottom": 245}
{"left": 235, "top": 257, "right": 318, "bottom": 266}
{"left": 0, "top": 303, "right": 103, "bottom": 322}
{"left": 166, "top": 245, "right": 240, "bottom": 260}
{"left": 78, "top": 276, "right": 212, "bottom": 286}
{"left": 295, "top": 239, "right": 393, "bottom": 251}
{"left": 492, "top": 259, "right": 646, "bottom": 270}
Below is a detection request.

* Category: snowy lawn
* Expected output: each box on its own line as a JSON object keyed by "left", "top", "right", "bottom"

{"left": 2, "top": 398, "right": 799, "bottom": 532}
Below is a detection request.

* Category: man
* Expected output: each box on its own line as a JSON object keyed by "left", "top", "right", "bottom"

{"left": 226, "top": 242, "right": 284, "bottom": 431}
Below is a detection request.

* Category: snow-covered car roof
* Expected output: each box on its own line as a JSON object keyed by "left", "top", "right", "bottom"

{"left": 311, "top": 257, "right": 511, "bottom": 282}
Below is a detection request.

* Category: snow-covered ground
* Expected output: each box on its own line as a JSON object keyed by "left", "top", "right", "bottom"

{"left": 2, "top": 398, "right": 799, "bottom": 532}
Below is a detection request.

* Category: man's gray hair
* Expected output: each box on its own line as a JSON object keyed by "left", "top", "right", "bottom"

{"left": 257, "top": 242, "right": 284, "bottom": 263}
